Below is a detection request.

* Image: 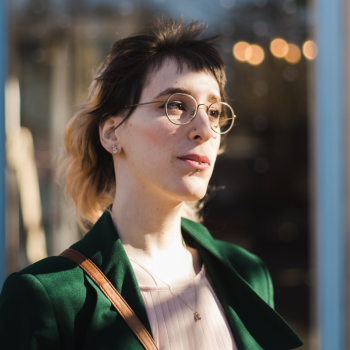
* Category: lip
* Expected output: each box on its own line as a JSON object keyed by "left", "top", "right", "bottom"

{"left": 177, "top": 154, "right": 211, "bottom": 170}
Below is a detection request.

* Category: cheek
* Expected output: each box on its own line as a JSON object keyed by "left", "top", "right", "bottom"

{"left": 143, "top": 123, "right": 175, "bottom": 147}
{"left": 124, "top": 113, "right": 178, "bottom": 165}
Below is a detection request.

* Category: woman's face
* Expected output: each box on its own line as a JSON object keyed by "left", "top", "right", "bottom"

{"left": 113, "top": 59, "right": 222, "bottom": 203}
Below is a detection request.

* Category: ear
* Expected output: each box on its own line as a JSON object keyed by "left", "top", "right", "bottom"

{"left": 99, "top": 117, "right": 122, "bottom": 154}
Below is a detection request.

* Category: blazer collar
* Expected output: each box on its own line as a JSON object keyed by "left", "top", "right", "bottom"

{"left": 181, "top": 218, "right": 303, "bottom": 350}
{"left": 74, "top": 211, "right": 302, "bottom": 350}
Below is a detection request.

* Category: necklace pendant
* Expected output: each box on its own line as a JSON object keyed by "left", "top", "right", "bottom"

{"left": 194, "top": 312, "right": 201, "bottom": 322}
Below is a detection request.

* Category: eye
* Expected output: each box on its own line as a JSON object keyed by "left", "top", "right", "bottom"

{"left": 167, "top": 101, "right": 187, "bottom": 111}
{"left": 208, "top": 108, "right": 221, "bottom": 118}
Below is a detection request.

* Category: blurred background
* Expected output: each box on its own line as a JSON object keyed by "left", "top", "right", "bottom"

{"left": 0, "top": 0, "right": 348, "bottom": 349}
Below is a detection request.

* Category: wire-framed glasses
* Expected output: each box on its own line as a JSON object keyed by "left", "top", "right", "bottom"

{"left": 106, "top": 93, "right": 236, "bottom": 136}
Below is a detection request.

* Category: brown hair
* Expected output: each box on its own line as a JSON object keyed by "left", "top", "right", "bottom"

{"left": 57, "top": 18, "right": 227, "bottom": 233}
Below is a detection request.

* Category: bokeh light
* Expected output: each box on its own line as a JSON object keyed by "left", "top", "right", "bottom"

{"left": 285, "top": 43, "right": 301, "bottom": 64}
{"left": 233, "top": 41, "right": 250, "bottom": 62}
{"left": 270, "top": 38, "right": 289, "bottom": 58}
{"left": 303, "top": 40, "right": 318, "bottom": 60}
{"left": 246, "top": 44, "right": 265, "bottom": 65}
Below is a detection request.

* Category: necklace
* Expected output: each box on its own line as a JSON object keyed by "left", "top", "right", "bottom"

{"left": 125, "top": 238, "right": 202, "bottom": 323}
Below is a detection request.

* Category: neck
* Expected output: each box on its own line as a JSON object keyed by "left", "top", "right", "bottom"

{"left": 111, "top": 178, "right": 184, "bottom": 260}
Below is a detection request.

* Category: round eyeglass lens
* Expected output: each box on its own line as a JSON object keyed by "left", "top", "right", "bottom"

{"left": 208, "top": 102, "right": 235, "bottom": 134}
{"left": 165, "top": 94, "right": 197, "bottom": 125}
{"left": 165, "top": 93, "right": 235, "bottom": 134}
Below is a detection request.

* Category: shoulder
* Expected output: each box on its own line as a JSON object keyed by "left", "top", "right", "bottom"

{"left": 6, "top": 252, "right": 84, "bottom": 288}
{"left": 0, "top": 259, "right": 68, "bottom": 347}
{"left": 0, "top": 249, "right": 86, "bottom": 314}
{"left": 0, "top": 253, "right": 88, "bottom": 346}
{"left": 0, "top": 258, "right": 66, "bottom": 306}
{"left": 212, "top": 238, "right": 274, "bottom": 308}
{"left": 213, "top": 239, "right": 267, "bottom": 278}
{"left": 4, "top": 237, "right": 86, "bottom": 288}
{"left": 0, "top": 254, "right": 85, "bottom": 310}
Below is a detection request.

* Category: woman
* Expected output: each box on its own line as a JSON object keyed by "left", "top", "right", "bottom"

{"left": 0, "top": 19, "right": 302, "bottom": 350}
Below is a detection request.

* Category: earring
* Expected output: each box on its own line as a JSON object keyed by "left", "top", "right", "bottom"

{"left": 197, "top": 169, "right": 201, "bottom": 172}
{"left": 112, "top": 145, "right": 118, "bottom": 154}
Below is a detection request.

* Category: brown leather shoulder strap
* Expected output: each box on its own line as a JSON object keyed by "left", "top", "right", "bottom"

{"left": 59, "top": 249, "right": 159, "bottom": 350}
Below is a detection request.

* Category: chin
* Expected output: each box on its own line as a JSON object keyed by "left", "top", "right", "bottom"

{"left": 171, "top": 176, "right": 209, "bottom": 202}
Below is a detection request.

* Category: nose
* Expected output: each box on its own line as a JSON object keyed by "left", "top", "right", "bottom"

{"left": 189, "top": 105, "right": 217, "bottom": 141}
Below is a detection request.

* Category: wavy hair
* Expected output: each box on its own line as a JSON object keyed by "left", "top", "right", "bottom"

{"left": 57, "top": 18, "right": 227, "bottom": 233}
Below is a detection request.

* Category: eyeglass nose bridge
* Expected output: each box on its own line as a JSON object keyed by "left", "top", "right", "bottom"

{"left": 190, "top": 103, "right": 210, "bottom": 118}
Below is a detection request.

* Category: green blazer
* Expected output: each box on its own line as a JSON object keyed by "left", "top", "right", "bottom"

{"left": 0, "top": 212, "right": 303, "bottom": 350}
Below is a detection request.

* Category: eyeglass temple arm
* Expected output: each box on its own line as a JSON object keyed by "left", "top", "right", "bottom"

{"left": 223, "top": 115, "right": 237, "bottom": 121}
{"left": 105, "top": 116, "right": 128, "bottom": 137}
{"left": 105, "top": 100, "right": 167, "bottom": 137}
{"left": 124, "top": 99, "right": 167, "bottom": 108}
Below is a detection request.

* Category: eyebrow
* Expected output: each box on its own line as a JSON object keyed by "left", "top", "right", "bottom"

{"left": 207, "top": 93, "right": 221, "bottom": 103}
{"left": 155, "top": 87, "right": 221, "bottom": 103}
{"left": 155, "top": 87, "right": 192, "bottom": 99}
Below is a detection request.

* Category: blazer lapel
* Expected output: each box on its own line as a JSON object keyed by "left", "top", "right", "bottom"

{"left": 71, "top": 212, "right": 152, "bottom": 349}
{"left": 181, "top": 217, "right": 303, "bottom": 350}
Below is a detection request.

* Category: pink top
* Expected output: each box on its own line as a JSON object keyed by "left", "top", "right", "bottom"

{"left": 130, "top": 259, "right": 238, "bottom": 350}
